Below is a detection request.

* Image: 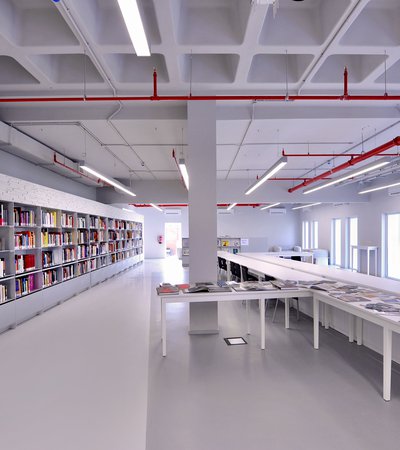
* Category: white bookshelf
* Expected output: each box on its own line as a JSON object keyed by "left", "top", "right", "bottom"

{"left": 181, "top": 237, "right": 241, "bottom": 267}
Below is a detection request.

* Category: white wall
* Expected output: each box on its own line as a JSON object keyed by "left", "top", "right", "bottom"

{"left": 140, "top": 208, "right": 189, "bottom": 259}
{"left": 141, "top": 206, "right": 300, "bottom": 258}
{"left": 218, "top": 207, "right": 301, "bottom": 252}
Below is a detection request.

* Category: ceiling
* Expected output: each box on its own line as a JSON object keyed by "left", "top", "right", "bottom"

{"left": 1, "top": 0, "right": 400, "bottom": 204}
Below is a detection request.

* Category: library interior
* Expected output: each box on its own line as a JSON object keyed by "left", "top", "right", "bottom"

{"left": 1, "top": 1, "right": 400, "bottom": 449}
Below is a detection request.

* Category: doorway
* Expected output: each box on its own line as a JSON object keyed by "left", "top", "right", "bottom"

{"left": 164, "top": 222, "right": 182, "bottom": 258}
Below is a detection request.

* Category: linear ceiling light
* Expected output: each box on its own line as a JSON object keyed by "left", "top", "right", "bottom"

{"left": 117, "top": 0, "right": 150, "bottom": 57}
{"left": 303, "top": 158, "right": 391, "bottom": 195}
{"left": 80, "top": 165, "right": 136, "bottom": 197}
{"left": 150, "top": 203, "right": 163, "bottom": 212}
{"left": 245, "top": 156, "right": 287, "bottom": 195}
{"left": 292, "top": 203, "right": 321, "bottom": 210}
{"left": 178, "top": 158, "right": 189, "bottom": 190}
{"left": 227, "top": 203, "right": 237, "bottom": 211}
{"left": 260, "top": 202, "right": 281, "bottom": 210}
{"left": 359, "top": 180, "right": 400, "bottom": 195}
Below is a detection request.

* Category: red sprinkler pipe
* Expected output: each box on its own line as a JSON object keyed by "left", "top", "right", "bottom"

{"left": 343, "top": 67, "right": 348, "bottom": 98}
{"left": 282, "top": 151, "right": 400, "bottom": 157}
{"left": 152, "top": 69, "right": 158, "bottom": 99}
{"left": 288, "top": 136, "right": 400, "bottom": 193}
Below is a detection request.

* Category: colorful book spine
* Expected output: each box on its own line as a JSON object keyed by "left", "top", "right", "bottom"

{"left": 77, "top": 217, "right": 86, "bottom": 228}
{"left": 14, "top": 231, "right": 36, "bottom": 249}
{"left": 0, "top": 258, "right": 5, "bottom": 277}
{"left": 62, "top": 231, "right": 73, "bottom": 245}
{"left": 63, "top": 247, "right": 76, "bottom": 262}
{"left": 15, "top": 254, "right": 36, "bottom": 273}
{"left": 42, "top": 269, "right": 57, "bottom": 287}
{"left": 0, "top": 204, "right": 7, "bottom": 226}
{"left": 15, "top": 274, "right": 35, "bottom": 298}
{"left": 41, "top": 211, "right": 57, "bottom": 227}
{"left": 62, "top": 265, "right": 74, "bottom": 280}
{"left": 14, "top": 208, "right": 35, "bottom": 226}
{"left": 61, "top": 213, "right": 74, "bottom": 227}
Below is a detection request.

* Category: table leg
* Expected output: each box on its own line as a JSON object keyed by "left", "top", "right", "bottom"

{"left": 285, "top": 298, "right": 290, "bottom": 329}
{"left": 161, "top": 300, "right": 167, "bottom": 357}
{"left": 367, "top": 250, "right": 370, "bottom": 276}
{"left": 375, "top": 249, "right": 378, "bottom": 276}
{"left": 321, "top": 303, "right": 325, "bottom": 327}
{"left": 246, "top": 300, "right": 250, "bottom": 335}
{"left": 356, "top": 317, "right": 363, "bottom": 346}
{"left": 324, "top": 304, "right": 330, "bottom": 329}
{"left": 383, "top": 327, "right": 392, "bottom": 401}
{"left": 313, "top": 297, "right": 319, "bottom": 350}
{"left": 348, "top": 314, "right": 355, "bottom": 343}
{"left": 260, "top": 297, "right": 265, "bottom": 350}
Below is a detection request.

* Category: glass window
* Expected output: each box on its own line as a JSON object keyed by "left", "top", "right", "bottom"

{"left": 312, "top": 221, "right": 318, "bottom": 249}
{"left": 332, "top": 218, "right": 342, "bottom": 266}
{"left": 349, "top": 217, "right": 358, "bottom": 270}
{"left": 386, "top": 213, "right": 400, "bottom": 279}
{"left": 302, "top": 221, "right": 309, "bottom": 249}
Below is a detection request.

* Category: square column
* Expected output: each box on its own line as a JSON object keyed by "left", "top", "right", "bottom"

{"left": 187, "top": 101, "right": 218, "bottom": 334}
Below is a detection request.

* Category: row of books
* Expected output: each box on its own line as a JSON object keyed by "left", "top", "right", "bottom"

{"left": 63, "top": 247, "right": 76, "bottom": 262}
{"left": 62, "top": 231, "right": 73, "bottom": 245}
{"left": 15, "top": 231, "right": 36, "bottom": 249}
{"left": 0, "top": 204, "right": 8, "bottom": 226}
{"left": 0, "top": 284, "right": 7, "bottom": 303}
{"left": 42, "top": 251, "right": 55, "bottom": 268}
{"left": 77, "top": 230, "right": 89, "bottom": 244}
{"left": 41, "top": 231, "right": 62, "bottom": 247}
{"left": 14, "top": 207, "right": 35, "bottom": 226}
{"left": 15, "top": 274, "right": 35, "bottom": 298}
{"left": 61, "top": 213, "right": 74, "bottom": 228}
{"left": 15, "top": 254, "right": 35, "bottom": 273}
{"left": 77, "top": 217, "right": 86, "bottom": 228}
{"left": 42, "top": 269, "right": 58, "bottom": 287}
{"left": 41, "top": 211, "right": 57, "bottom": 227}
{"left": 0, "top": 258, "right": 5, "bottom": 277}
{"left": 77, "top": 245, "right": 89, "bottom": 259}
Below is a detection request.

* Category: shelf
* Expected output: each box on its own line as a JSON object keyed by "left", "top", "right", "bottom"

{"left": 15, "top": 268, "right": 41, "bottom": 277}
{"left": 43, "top": 263, "right": 62, "bottom": 269}
{"left": 16, "top": 287, "right": 42, "bottom": 299}
{"left": 0, "top": 275, "right": 13, "bottom": 281}
{"left": 0, "top": 298, "right": 16, "bottom": 306}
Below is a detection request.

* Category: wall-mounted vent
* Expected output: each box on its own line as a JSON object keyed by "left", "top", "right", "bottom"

{"left": 164, "top": 209, "right": 181, "bottom": 216}
{"left": 217, "top": 209, "right": 234, "bottom": 215}
{"left": 389, "top": 185, "right": 400, "bottom": 196}
{"left": 269, "top": 208, "right": 286, "bottom": 215}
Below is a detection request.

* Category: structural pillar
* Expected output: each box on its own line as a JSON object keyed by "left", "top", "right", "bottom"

{"left": 187, "top": 101, "right": 218, "bottom": 334}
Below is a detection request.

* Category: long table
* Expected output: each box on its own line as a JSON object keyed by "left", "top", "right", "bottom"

{"left": 160, "top": 287, "right": 311, "bottom": 357}
{"left": 220, "top": 251, "right": 400, "bottom": 401}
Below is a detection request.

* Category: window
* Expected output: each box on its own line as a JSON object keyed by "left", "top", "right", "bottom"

{"left": 385, "top": 213, "right": 400, "bottom": 279}
{"left": 347, "top": 217, "right": 358, "bottom": 270}
{"left": 311, "top": 221, "right": 318, "bottom": 249}
{"left": 331, "top": 218, "right": 342, "bottom": 266}
{"left": 302, "top": 221, "right": 309, "bottom": 249}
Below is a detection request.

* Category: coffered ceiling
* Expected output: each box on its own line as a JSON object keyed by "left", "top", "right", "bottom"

{"left": 1, "top": 0, "right": 400, "bottom": 203}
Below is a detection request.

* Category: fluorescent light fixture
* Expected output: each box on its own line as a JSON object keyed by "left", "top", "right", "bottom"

{"left": 227, "top": 203, "right": 237, "bottom": 211}
{"left": 303, "top": 158, "right": 391, "bottom": 195}
{"left": 122, "top": 208, "right": 134, "bottom": 213}
{"left": 178, "top": 158, "right": 189, "bottom": 190}
{"left": 245, "top": 156, "right": 287, "bottom": 195}
{"left": 117, "top": 0, "right": 150, "bottom": 57}
{"left": 260, "top": 202, "right": 281, "bottom": 210}
{"left": 292, "top": 203, "right": 321, "bottom": 210}
{"left": 359, "top": 180, "right": 400, "bottom": 194}
{"left": 80, "top": 165, "right": 136, "bottom": 197}
{"left": 150, "top": 203, "right": 163, "bottom": 212}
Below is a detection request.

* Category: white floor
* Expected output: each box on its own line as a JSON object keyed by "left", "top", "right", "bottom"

{"left": 1, "top": 259, "right": 400, "bottom": 450}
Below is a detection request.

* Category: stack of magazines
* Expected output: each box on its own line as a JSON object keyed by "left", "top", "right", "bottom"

{"left": 231, "top": 281, "right": 276, "bottom": 291}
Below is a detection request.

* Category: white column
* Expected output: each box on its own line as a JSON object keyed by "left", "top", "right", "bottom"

{"left": 188, "top": 101, "right": 218, "bottom": 334}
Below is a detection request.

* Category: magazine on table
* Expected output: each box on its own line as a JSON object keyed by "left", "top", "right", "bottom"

{"left": 270, "top": 280, "right": 299, "bottom": 290}
{"left": 156, "top": 283, "right": 180, "bottom": 295}
{"left": 365, "top": 303, "right": 400, "bottom": 315}
{"left": 184, "top": 283, "right": 232, "bottom": 293}
{"left": 232, "top": 281, "right": 276, "bottom": 292}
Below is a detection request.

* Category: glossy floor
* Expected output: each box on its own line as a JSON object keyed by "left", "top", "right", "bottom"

{"left": 1, "top": 259, "right": 400, "bottom": 450}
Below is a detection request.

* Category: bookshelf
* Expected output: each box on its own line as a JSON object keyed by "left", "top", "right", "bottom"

{"left": 181, "top": 237, "right": 241, "bottom": 267}
{"left": 0, "top": 200, "right": 143, "bottom": 309}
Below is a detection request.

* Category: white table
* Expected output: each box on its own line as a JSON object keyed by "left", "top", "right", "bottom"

{"left": 219, "top": 251, "right": 400, "bottom": 401}
{"left": 159, "top": 287, "right": 310, "bottom": 357}
{"left": 262, "top": 250, "right": 314, "bottom": 263}
{"left": 350, "top": 245, "right": 378, "bottom": 276}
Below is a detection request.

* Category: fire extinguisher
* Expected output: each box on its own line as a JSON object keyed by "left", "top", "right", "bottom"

{"left": 157, "top": 235, "right": 163, "bottom": 244}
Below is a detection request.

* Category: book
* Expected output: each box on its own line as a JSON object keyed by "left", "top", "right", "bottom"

{"left": 232, "top": 281, "right": 276, "bottom": 292}
{"left": 184, "top": 283, "right": 232, "bottom": 293}
{"left": 156, "top": 285, "right": 180, "bottom": 295}
{"left": 271, "top": 280, "right": 299, "bottom": 290}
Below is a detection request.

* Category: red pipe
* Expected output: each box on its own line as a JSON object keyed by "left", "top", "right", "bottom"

{"left": 282, "top": 152, "right": 400, "bottom": 157}
{"left": 53, "top": 154, "right": 103, "bottom": 184}
{"left": 343, "top": 67, "right": 348, "bottom": 98}
{"left": 288, "top": 136, "right": 400, "bottom": 193}
{"left": 3, "top": 94, "right": 400, "bottom": 103}
{"left": 152, "top": 69, "right": 158, "bottom": 98}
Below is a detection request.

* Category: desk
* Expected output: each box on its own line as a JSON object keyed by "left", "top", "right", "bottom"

{"left": 160, "top": 287, "right": 311, "bottom": 357}
{"left": 219, "top": 251, "right": 400, "bottom": 401}
{"left": 351, "top": 245, "right": 378, "bottom": 276}
{"left": 263, "top": 250, "right": 314, "bottom": 263}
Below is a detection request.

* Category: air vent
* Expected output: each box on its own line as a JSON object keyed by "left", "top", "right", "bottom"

{"left": 269, "top": 208, "right": 286, "bottom": 215}
{"left": 217, "top": 209, "right": 234, "bottom": 215}
{"left": 164, "top": 209, "right": 181, "bottom": 216}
